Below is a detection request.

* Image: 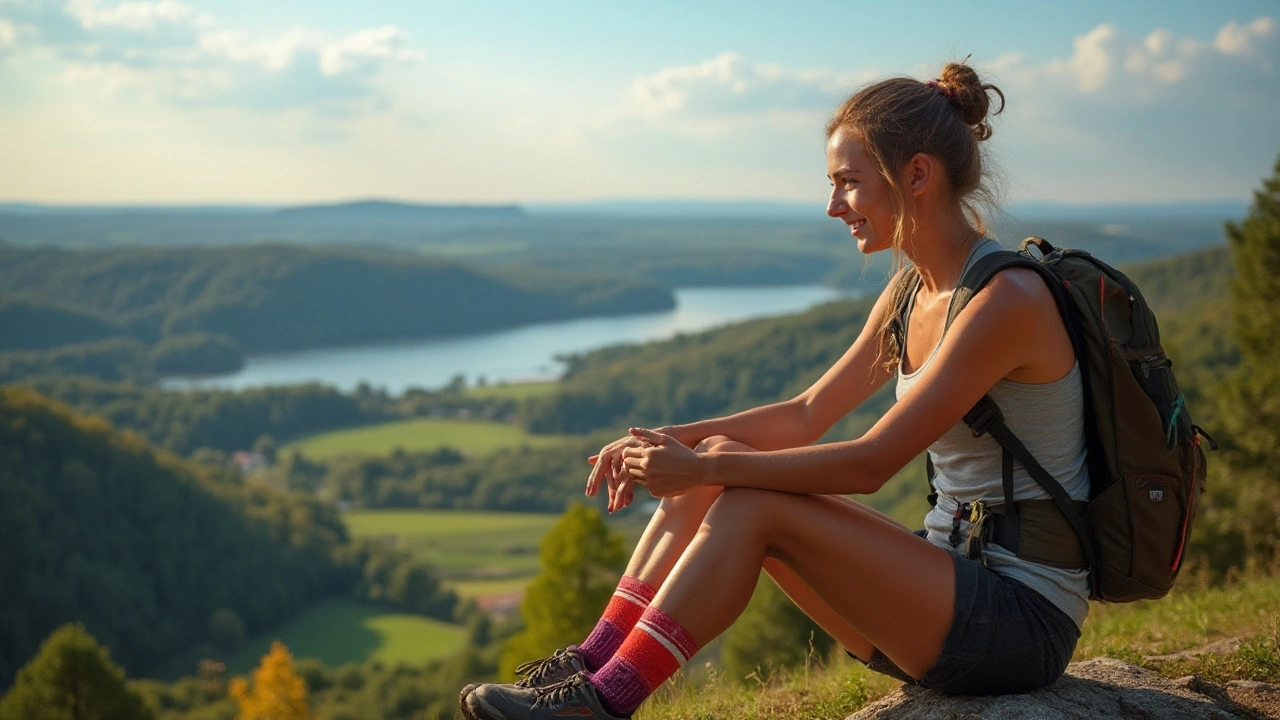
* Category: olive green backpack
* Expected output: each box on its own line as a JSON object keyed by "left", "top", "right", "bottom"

{"left": 894, "top": 237, "right": 1217, "bottom": 602}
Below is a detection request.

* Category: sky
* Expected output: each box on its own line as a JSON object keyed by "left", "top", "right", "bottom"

{"left": 0, "top": 0, "right": 1277, "bottom": 207}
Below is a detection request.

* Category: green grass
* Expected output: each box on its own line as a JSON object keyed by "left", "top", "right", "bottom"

{"left": 637, "top": 572, "right": 1280, "bottom": 720}
{"left": 153, "top": 598, "right": 467, "bottom": 679}
{"left": 445, "top": 576, "right": 532, "bottom": 599}
{"left": 281, "top": 417, "right": 567, "bottom": 461}
{"left": 343, "top": 509, "right": 562, "bottom": 578}
{"left": 228, "top": 598, "right": 466, "bottom": 671}
{"left": 465, "top": 381, "right": 558, "bottom": 401}
{"left": 1077, "top": 570, "right": 1280, "bottom": 660}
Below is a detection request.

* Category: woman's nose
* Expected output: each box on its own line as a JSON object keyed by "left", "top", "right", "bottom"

{"left": 826, "top": 191, "right": 845, "bottom": 218}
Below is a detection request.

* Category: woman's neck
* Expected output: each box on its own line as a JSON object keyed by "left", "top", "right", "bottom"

{"left": 902, "top": 206, "right": 982, "bottom": 295}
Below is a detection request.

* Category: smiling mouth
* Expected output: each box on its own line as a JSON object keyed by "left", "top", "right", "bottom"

{"left": 848, "top": 219, "right": 866, "bottom": 233}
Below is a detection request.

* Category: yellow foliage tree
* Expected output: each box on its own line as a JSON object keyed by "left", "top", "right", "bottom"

{"left": 228, "top": 641, "right": 312, "bottom": 720}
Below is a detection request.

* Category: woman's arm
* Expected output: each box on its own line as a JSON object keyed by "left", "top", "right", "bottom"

{"left": 625, "top": 269, "right": 1063, "bottom": 497}
{"left": 588, "top": 279, "right": 902, "bottom": 511}
{"left": 656, "top": 278, "right": 903, "bottom": 452}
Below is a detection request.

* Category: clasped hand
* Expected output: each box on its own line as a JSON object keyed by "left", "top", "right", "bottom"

{"left": 585, "top": 427, "right": 704, "bottom": 512}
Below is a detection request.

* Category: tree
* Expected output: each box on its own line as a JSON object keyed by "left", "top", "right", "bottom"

{"left": 1221, "top": 152, "right": 1280, "bottom": 466}
{"left": 499, "top": 504, "right": 626, "bottom": 679}
{"left": 209, "top": 608, "right": 246, "bottom": 656}
{"left": 1197, "top": 152, "right": 1280, "bottom": 573}
{"left": 721, "top": 576, "right": 834, "bottom": 682}
{"left": 0, "top": 624, "right": 155, "bottom": 720}
{"left": 228, "top": 641, "right": 313, "bottom": 720}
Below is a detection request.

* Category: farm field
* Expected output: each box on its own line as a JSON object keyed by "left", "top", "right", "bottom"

{"left": 153, "top": 598, "right": 467, "bottom": 679}
{"left": 344, "top": 508, "right": 651, "bottom": 599}
{"left": 464, "top": 381, "right": 558, "bottom": 401}
{"left": 281, "top": 417, "right": 568, "bottom": 461}
{"left": 343, "top": 509, "right": 562, "bottom": 579}
{"left": 446, "top": 576, "right": 531, "bottom": 599}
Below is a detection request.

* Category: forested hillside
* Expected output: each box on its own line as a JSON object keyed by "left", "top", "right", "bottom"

{"left": 0, "top": 388, "right": 456, "bottom": 689}
{"left": 0, "top": 244, "right": 673, "bottom": 381}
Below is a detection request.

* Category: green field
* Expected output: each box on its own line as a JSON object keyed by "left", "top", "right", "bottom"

{"left": 282, "top": 417, "right": 567, "bottom": 461}
{"left": 344, "top": 508, "right": 649, "bottom": 585}
{"left": 154, "top": 598, "right": 467, "bottom": 678}
{"left": 465, "top": 381, "right": 559, "bottom": 401}
{"left": 445, "top": 576, "right": 532, "bottom": 599}
{"left": 344, "top": 509, "right": 563, "bottom": 579}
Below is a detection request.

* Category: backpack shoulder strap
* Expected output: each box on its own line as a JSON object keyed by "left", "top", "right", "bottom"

{"left": 943, "top": 248, "right": 1043, "bottom": 331}
{"left": 944, "top": 240, "right": 1097, "bottom": 577}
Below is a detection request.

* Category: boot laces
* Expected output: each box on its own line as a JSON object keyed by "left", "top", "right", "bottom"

{"left": 514, "top": 650, "right": 575, "bottom": 687}
{"left": 531, "top": 675, "right": 590, "bottom": 710}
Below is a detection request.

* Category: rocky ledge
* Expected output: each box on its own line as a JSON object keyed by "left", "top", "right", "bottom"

{"left": 847, "top": 657, "right": 1280, "bottom": 719}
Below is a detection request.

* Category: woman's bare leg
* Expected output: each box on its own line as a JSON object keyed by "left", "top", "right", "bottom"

{"left": 653, "top": 487, "right": 955, "bottom": 679}
{"left": 621, "top": 436, "right": 731, "bottom": 586}
{"left": 667, "top": 439, "right": 904, "bottom": 661}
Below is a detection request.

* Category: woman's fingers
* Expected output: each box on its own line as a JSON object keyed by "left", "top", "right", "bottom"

{"left": 588, "top": 433, "right": 657, "bottom": 504}
{"left": 613, "top": 476, "right": 634, "bottom": 512}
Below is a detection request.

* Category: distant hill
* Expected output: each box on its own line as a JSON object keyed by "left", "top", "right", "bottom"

{"left": 0, "top": 198, "right": 1238, "bottom": 291}
{"left": 273, "top": 199, "right": 523, "bottom": 222}
{"left": 0, "top": 387, "right": 348, "bottom": 686}
{"left": 0, "top": 244, "right": 673, "bottom": 357}
{"left": 0, "top": 200, "right": 523, "bottom": 248}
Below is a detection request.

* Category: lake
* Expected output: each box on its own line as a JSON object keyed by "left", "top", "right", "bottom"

{"left": 163, "top": 285, "right": 850, "bottom": 394}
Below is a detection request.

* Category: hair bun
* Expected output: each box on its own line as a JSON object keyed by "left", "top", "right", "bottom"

{"left": 936, "top": 62, "right": 1005, "bottom": 141}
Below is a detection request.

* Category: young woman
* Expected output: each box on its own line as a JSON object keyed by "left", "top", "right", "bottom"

{"left": 461, "top": 61, "right": 1088, "bottom": 720}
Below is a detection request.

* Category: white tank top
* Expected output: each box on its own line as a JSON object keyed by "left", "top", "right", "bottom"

{"left": 895, "top": 238, "right": 1091, "bottom": 628}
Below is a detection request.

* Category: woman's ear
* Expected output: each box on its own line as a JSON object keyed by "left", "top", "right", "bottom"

{"left": 902, "top": 153, "right": 935, "bottom": 197}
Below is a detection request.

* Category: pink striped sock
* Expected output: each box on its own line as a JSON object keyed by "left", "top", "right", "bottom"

{"left": 588, "top": 605, "right": 700, "bottom": 716}
{"left": 577, "top": 576, "right": 657, "bottom": 671}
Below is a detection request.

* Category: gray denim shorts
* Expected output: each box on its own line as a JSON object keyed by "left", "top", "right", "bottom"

{"left": 853, "top": 550, "right": 1080, "bottom": 695}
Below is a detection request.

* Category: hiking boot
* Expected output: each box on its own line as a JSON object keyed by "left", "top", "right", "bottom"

{"left": 464, "top": 673, "right": 627, "bottom": 720}
{"left": 512, "top": 647, "right": 588, "bottom": 689}
{"left": 458, "top": 648, "right": 588, "bottom": 719}
{"left": 460, "top": 683, "right": 481, "bottom": 718}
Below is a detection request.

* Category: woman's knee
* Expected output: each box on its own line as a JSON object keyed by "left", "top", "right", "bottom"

{"left": 693, "top": 434, "right": 735, "bottom": 453}
{"left": 704, "top": 486, "right": 780, "bottom": 529}
{"left": 656, "top": 483, "right": 722, "bottom": 517}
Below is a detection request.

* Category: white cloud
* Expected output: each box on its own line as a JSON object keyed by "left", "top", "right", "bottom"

{"left": 0, "top": 1, "right": 425, "bottom": 112}
{"left": 0, "top": 13, "right": 40, "bottom": 52}
{"left": 1215, "top": 16, "right": 1276, "bottom": 66}
{"left": 630, "top": 52, "right": 865, "bottom": 119}
{"left": 319, "top": 25, "right": 424, "bottom": 77}
{"left": 1047, "top": 23, "right": 1119, "bottom": 93}
{"left": 64, "top": 0, "right": 211, "bottom": 32}
{"left": 198, "top": 27, "right": 329, "bottom": 73}
{"left": 607, "top": 17, "right": 1278, "bottom": 203}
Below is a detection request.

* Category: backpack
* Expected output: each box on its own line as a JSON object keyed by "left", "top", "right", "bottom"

{"left": 892, "top": 236, "right": 1217, "bottom": 602}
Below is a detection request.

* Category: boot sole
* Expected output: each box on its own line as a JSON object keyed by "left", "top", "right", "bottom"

{"left": 458, "top": 684, "right": 480, "bottom": 720}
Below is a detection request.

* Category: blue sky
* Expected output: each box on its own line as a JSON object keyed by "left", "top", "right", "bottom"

{"left": 0, "top": 0, "right": 1276, "bottom": 206}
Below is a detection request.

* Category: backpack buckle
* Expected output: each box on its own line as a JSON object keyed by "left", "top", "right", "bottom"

{"left": 964, "top": 397, "right": 1003, "bottom": 438}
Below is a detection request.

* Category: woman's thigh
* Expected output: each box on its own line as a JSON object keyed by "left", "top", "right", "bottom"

{"left": 702, "top": 487, "right": 956, "bottom": 679}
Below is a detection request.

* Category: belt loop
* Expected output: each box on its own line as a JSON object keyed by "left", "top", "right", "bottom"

{"left": 949, "top": 502, "right": 970, "bottom": 549}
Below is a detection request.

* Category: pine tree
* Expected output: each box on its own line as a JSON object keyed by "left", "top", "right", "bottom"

{"left": 499, "top": 504, "right": 626, "bottom": 679}
{"left": 228, "top": 641, "right": 312, "bottom": 720}
{"left": 1195, "top": 152, "right": 1280, "bottom": 573}
{"left": 0, "top": 624, "right": 155, "bottom": 720}
{"left": 1222, "top": 152, "right": 1280, "bottom": 465}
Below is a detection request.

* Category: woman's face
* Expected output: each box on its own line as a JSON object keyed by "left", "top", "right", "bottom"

{"left": 826, "top": 128, "right": 896, "bottom": 255}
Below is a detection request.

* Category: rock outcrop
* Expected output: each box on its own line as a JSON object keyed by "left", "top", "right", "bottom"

{"left": 847, "top": 657, "right": 1280, "bottom": 719}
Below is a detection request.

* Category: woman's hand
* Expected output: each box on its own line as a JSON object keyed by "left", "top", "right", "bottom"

{"left": 621, "top": 427, "right": 707, "bottom": 498}
{"left": 586, "top": 431, "right": 652, "bottom": 513}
